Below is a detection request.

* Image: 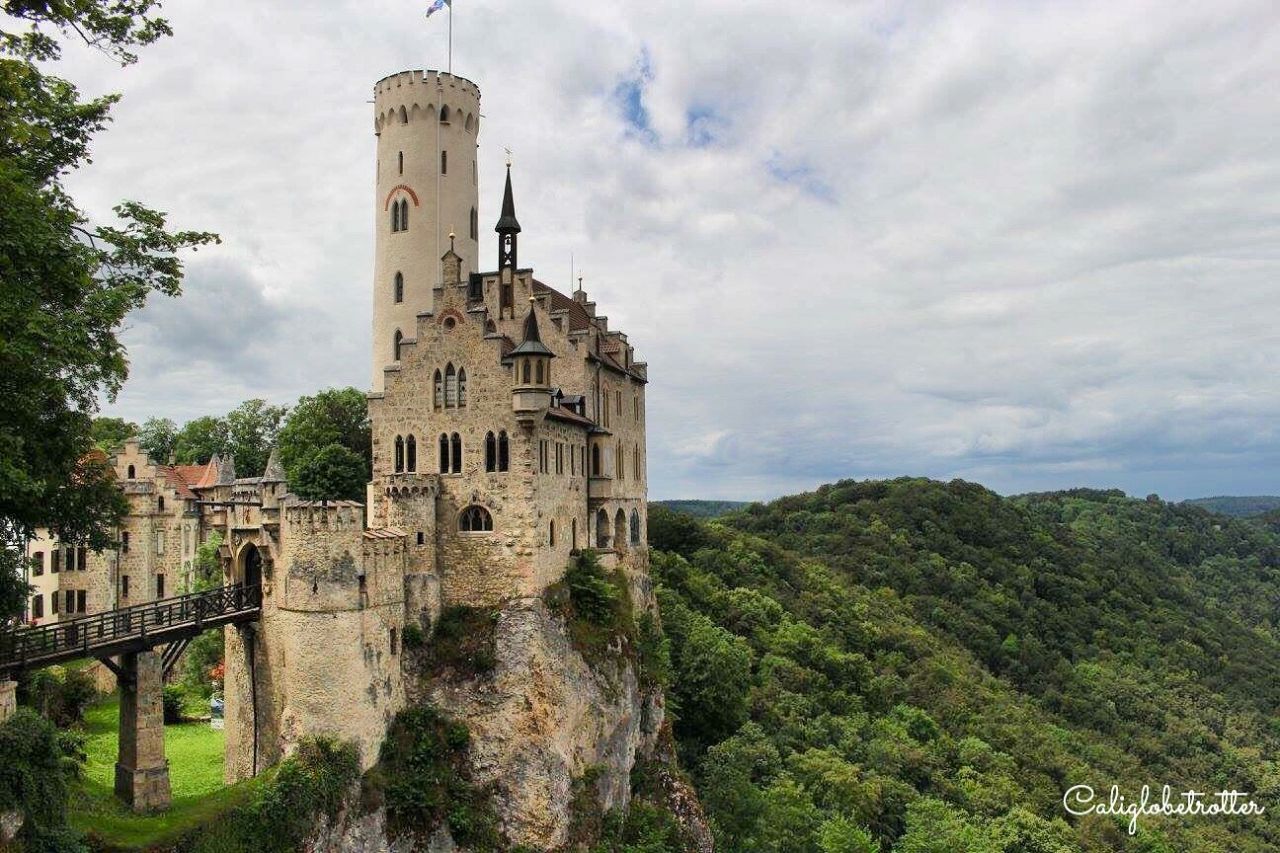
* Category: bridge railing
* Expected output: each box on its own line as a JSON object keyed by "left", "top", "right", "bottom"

{"left": 0, "top": 583, "right": 261, "bottom": 670}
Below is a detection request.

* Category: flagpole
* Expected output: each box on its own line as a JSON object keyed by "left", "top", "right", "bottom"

{"left": 448, "top": 1, "right": 453, "bottom": 74}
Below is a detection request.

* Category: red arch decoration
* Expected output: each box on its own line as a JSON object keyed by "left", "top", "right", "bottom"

{"left": 383, "top": 184, "right": 421, "bottom": 210}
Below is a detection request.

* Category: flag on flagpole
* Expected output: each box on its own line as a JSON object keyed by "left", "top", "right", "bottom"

{"left": 425, "top": 0, "right": 450, "bottom": 17}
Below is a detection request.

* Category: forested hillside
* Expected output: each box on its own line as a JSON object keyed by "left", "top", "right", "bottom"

{"left": 649, "top": 480, "right": 1280, "bottom": 852}
{"left": 653, "top": 500, "right": 754, "bottom": 519}
{"left": 1183, "top": 495, "right": 1280, "bottom": 517}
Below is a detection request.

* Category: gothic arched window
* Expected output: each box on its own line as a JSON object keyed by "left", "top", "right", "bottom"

{"left": 393, "top": 330, "right": 403, "bottom": 361}
{"left": 406, "top": 434, "right": 417, "bottom": 472}
{"left": 596, "top": 509, "right": 610, "bottom": 549}
{"left": 394, "top": 272, "right": 404, "bottom": 303}
{"left": 459, "top": 505, "right": 492, "bottom": 532}
{"left": 439, "top": 433, "right": 449, "bottom": 473}
{"left": 391, "top": 201, "right": 400, "bottom": 232}
{"left": 591, "top": 444, "right": 601, "bottom": 477}
{"left": 450, "top": 433, "right": 462, "bottom": 474}
{"left": 485, "top": 431, "right": 496, "bottom": 472}
{"left": 399, "top": 199, "right": 409, "bottom": 231}
{"left": 615, "top": 509, "right": 627, "bottom": 552}
{"left": 399, "top": 105, "right": 408, "bottom": 124}
{"left": 440, "top": 105, "right": 451, "bottom": 124}
{"left": 458, "top": 368, "right": 467, "bottom": 407}
{"left": 433, "top": 369, "right": 443, "bottom": 409}
{"left": 630, "top": 509, "right": 641, "bottom": 545}
{"left": 617, "top": 442, "right": 625, "bottom": 480}
{"left": 395, "top": 436, "right": 405, "bottom": 473}
{"left": 498, "top": 431, "right": 509, "bottom": 472}
{"left": 445, "top": 363, "right": 457, "bottom": 407}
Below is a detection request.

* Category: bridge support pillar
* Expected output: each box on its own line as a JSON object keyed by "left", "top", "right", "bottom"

{"left": 0, "top": 680, "right": 15, "bottom": 723}
{"left": 114, "top": 651, "right": 171, "bottom": 812}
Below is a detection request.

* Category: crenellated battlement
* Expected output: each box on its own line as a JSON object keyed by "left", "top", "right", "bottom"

{"left": 374, "top": 69, "right": 481, "bottom": 135}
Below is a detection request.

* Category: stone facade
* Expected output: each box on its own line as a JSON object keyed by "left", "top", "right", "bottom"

{"left": 114, "top": 650, "right": 172, "bottom": 812}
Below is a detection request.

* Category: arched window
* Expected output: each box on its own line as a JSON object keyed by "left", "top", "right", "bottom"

{"left": 433, "top": 369, "right": 443, "bottom": 409}
{"left": 571, "top": 518, "right": 578, "bottom": 551}
{"left": 393, "top": 330, "right": 403, "bottom": 361}
{"left": 617, "top": 442, "right": 625, "bottom": 480}
{"left": 399, "top": 105, "right": 408, "bottom": 124}
{"left": 450, "top": 433, "right": 462, "bottom": 474}
{"left": 615, "top": 509, "right": 627, "bottom": 552}
{"left": 438, "top": 433, "right": 449, "bottom": 473}
{"left": 522, "top": 359, "right": 531, "bottom": 384}
{"left": 630, "top": 509, "right": 641, "bottom": 545}
{"left": 591, "top": 445, "right": 601, "bottom": 477}
{"left": 398, "top": 150, "right": 403, "bottom": 174}
{"left": 549, "top": 520, "right": 556, "bottom": 547}
{"left": 399, "top": 199, "right": 409, "bottom": 230}
{"left": 406, "top": 435, "right": 417, "bottom": 472}
{"left": 445, "top": 363, "right": 457, "bottom": 407}
{"left": 535, "top": 360, "right": 544, "bottom": 385}
{"left": 459, "top": 505, "right": 492, "bottom": 532}
{"left": 440, "top": 105, "right": 451, "bottom": 124}
{"left": 596, "top": 509, "right": 610, "bottom": 549}
{"left": 498, "top": 431, "right": 509, "bottom": 472}
{"left": 470, "top": 207, "right": 478, "bottom": 240}
{"left": 634, "top": 444, "right": 641, "bottom": 480}
{"left": 395, "top": 436, "right": 405, "bottom": 473}
{"left": 394, "top": 272, "right": 404, "bottom": 303}
{"left": 485, "top": 431, "right": 496, "bottom": 472}
{"left": 391, "top": 203, "right": 400, "bottom": 232}
{"left": 458, "top": 368, "right": 467, "bottom": 406}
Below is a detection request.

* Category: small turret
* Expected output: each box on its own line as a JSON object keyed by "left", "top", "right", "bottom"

{"left": 261, "top": 448, "right": 286, "bottom": 484}
{"left": 511, "top": 297, "right": 554, "bottom": 418}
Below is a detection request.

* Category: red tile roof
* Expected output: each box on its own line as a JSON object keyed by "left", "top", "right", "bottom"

{"left": 532, "top": 280, "right": 591, "bottom": 331}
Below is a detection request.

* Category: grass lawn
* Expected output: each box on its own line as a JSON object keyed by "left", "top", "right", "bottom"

{"left": 69, "top": 695, "right": 264, "bottom": 851}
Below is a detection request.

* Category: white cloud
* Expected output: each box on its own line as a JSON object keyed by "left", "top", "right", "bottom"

{"left": 61, "top": 0, "right": 1280, "bottom": 501}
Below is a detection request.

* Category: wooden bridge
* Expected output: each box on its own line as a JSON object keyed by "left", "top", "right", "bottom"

{"left": 0, "top": 583, "right": 261, "bottom": 813}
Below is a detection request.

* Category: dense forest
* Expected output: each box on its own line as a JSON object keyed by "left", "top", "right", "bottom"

{"left": 651, "top": 479, "right": 1280, "bottom": 852}
{"left": 1182, "top": 496, "right": 1280, "bottom": 518}
{"left": 652, "top": 501, "right": 754, "bottom": 519}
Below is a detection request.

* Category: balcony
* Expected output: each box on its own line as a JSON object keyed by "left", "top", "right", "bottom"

{"left": 588, "top": 476, "right": 613, "bottom": 503}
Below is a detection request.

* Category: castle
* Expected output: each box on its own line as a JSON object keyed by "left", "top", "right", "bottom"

{"left": 23, "top": 70, "right": 653, "bottom": 820}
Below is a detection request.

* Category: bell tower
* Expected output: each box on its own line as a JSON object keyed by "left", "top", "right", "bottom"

{"left": 495, "top": 163, "right": 521, "bottom": 272}
{"left": 370, "top": 70, "right": 482, "bottom": 391}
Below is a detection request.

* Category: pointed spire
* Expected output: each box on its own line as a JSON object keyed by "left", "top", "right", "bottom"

{"left": 510, "top": 295, "right": 555, "bottom": 358}
{"left": 217, "top": 454, "right": 237, "bottom": 485}
{"left": 262, "top": 447, "right": 286, "bottom": 483}
{"left": 495, "top": 164, "right": 521, "bottom": 234}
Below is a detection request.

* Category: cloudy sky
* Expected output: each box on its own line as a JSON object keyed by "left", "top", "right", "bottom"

{"left": 57, "top": 0, "right": 1280, "bottom": 501}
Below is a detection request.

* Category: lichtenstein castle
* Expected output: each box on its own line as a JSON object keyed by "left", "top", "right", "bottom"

{"left": 212, "top": 69, "right": 671, "bottom": 848}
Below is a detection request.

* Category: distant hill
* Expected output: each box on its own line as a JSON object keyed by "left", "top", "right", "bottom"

{"left": 1183, "top": 495, "right": 1280, "bottom": 517}
{"left": 652, "top": 500, "right": 753, "bottom": 518}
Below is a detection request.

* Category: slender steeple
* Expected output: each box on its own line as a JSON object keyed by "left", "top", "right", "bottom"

{"left": 495, "top": 164, "right": 520, "bottom": 270}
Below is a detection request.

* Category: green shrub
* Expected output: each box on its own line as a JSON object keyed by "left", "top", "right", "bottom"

{"left": 402, "top": 621, "right": 426, "bottom": 649}
{"left": 416, "top": 606, "right": 499, "bottom": 677}
{"left": 22, "top": 666, "right": 97, "bottom": 727}
{"left": 162, "top": 685, "right": 184, "bottom": 723}
{"left": 365, "top": 707, "right": 501, "bottom": 850}
{"left": 181, "top": 627, "right": 225, "bottom": 698}
{"left": 0, "top": 708, "right": 87, "bottom": 852}
{"left": 565, "top": 550, "right": 618, "bottom": 623}
{"left": 182, "top": 736, "right": 359, "bottom": 853}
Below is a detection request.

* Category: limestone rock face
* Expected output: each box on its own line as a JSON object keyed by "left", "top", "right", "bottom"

{"left": 413, "top": 596, "right": 664, "bottom": 849}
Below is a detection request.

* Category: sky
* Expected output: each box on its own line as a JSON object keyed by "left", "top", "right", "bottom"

{"left": 50, "top": 0, "right": 1280, "bottom": 501}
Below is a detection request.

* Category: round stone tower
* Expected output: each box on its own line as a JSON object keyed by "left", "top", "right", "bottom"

{"left": 371, "top": 70, "right": 481, "bottom": 390}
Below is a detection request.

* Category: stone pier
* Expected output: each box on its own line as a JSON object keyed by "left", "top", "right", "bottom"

{"left": 0, "top": 680, "right": 15, "bottom": 723}
{"left": 114, "top": 651, "right": 171, "bottom": 812}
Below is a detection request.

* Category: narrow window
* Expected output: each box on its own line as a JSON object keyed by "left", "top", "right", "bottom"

{"left": 51, "top": 591, "right": 60, "bottom": 614}
{"left": 631, "top": 510, "right": 641, "bottom": 545}
{"left": 501, "top": 282, "right": 513, "bottom": 315}
{"left": 450, "top": 433, "right": 462, "bottom": 474}
{"left": 470, "top": 207, "right": 478, "bottom": 240}
{"left": 391, "top": 203, "right": 400, "bottom": 232}
{"left": 549, "top": 520, "right": 556, "bottom": 547}
{"left": 390, "top": 627, "right": 398, "bottom": 655}
{"left": 439, "top": 433, "right": 449, "bottom": 473}
{"left": 399, "top": 105, "right": 408, "bottom": 124}
{"left": 616, "top": 390, "right": 622, "bottom": 415}
{"left": 122, "top": 532, "right": 130, "bottom": 554}
{"left": 498, "top": 431, "right": 510, "bottom": 472}
{"left": 416, "top": 531, "right": 425, "bottom": 545}
{"left": 158, "top": 496, "right": 165, "bottom": 511}
{"left": 445, "top": 363, "right": 457, "bottom": 407}
{"left": 156, "top": 531, "right": 165, "bottom": 555}
{"left": 592, "top": 444, "right": 601, "bottom": 477}
{"left": 485, "top": 431, "right": 496, "bottom": 472}
{"left": 398, "top": 150, "right": 403, "bottom": 174}
{"left": 406, "top": 434, "right": 417, "bottom": 472}
{"left": 398, "top": 199, "right": 409, "bottom": 231}
{"left": 122, "top": 575, "right": 130, "bottom": 599}
{"left": 31, "top": 552, "right": 43, "bottom": 577}
{"left": 458, "top": 368, "right": 467, "bottom": 406}
{"left": 634, "top": 444, "right": 641, "bottom": 479}
{"left": 394, "top": 272, "right": 404, "bottom": 303}
{"left": 440, "top": 105, "right": 450, "bottom": 124}
{"left": 571, "top": 518, "right": 578, "bottom": 551}
{"left": 157, "top": 574, "right": 165, "bottom": 598}
{"left": 78, "top": 590, "right": 87, "bottom": 612}
{"left": 441, "top": 150, "right": 447, "bottom": 174}
{"left": 31, "top": 595, "right": 43, "bottom": 619}
{"left": 617, "top": 443, "right": 625, "bottom": 480}
{"left": 434, "top": 369, "right": 443, "bottom": 408}
{"left": 51, "top": 550, "right": 60, "bottom": 573}
{"left": 393, "top": 330, "right": 404, "bottom": 361}
{"left": 127, "top": 464, "right": 136, "bottom": 479}
{"left": 535, "top": 360, "right": 544, "bottom": 385}
{"left": 596, "top": 509, "right": 610, "bottom": 549}
{"left": 522, "top": 360, "right": 531, "bottom": 384}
